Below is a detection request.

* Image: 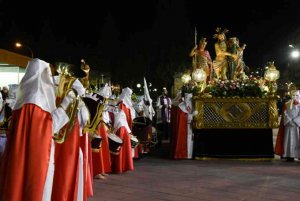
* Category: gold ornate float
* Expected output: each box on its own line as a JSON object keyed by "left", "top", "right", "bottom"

{"left": 193, "top": 96, "right": 278, "bottom": 129}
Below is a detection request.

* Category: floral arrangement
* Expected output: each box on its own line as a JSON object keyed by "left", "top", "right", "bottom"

{"left": 181, "top": 80, "right": 203, "bottom": 96}
{"left": 204, "top": 77, "right": 268, "bottom": 97}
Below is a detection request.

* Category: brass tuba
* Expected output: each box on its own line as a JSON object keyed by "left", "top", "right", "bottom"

{"left": 82, "top": 96, "right": 108, "bottom": 152}
{"left": 82, "top": 97, "right": 107, "bottom": 135}
{"left": 53, "top": 62, "right": 86, "bottom": 144}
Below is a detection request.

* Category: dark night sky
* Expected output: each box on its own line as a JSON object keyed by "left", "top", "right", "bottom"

{"left": 1, "top": 0, "right": 300, "bottom": 87}
{"left": 1, "top": 0, "right": 299, "bottom": 54}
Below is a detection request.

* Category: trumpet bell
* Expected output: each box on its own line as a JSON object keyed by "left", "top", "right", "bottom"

{"left": 55, "top": 62, "right": 86, "bottom": 78}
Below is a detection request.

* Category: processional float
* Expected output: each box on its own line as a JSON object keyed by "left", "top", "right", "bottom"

{"left": 180, "top": 27, "right": 280, "bottom": 158}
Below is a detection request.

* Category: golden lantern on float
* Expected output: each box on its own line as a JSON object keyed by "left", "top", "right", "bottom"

{"left": 264, "top": 61, "right": 280, "bottom": 81}
{"left": 264, "top": 61, "right": 280, "bottom": 95}
{"left": 181, "top": 73, "right": 191, "bottom": 84}
{"left": 191, "top": 68, "right": 207, "bottom": 94}
{"left": 192, "top": 68, "right": 207, "bottom": 82}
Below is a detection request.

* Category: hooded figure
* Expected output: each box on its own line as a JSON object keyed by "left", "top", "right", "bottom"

{"left": 275, "top": 90, "right": 300, "bottom": 161}
{"left": 143, "top": 77, "right": 155, "bottom": 120}
{"left": 110, "top": 109, "right": 134, "bottom": 173}
{"left": 51, "top": 79, "right": 90, "bottom": 201}
{"left": 91, "top": 83, "right": 112, "bottom": 179}
{"left": 281, "top": 90, "right": 300, "bottom": 161}
{"left": 0, "top": 58, "right": 74, "bottom": 201}
{"left": 98, "top": 83, "right": 112, "bottom": 99}
{"left": 172, "top": 93, "right": 194, "bottom": 159}
{"left": 118, "top": 87, "right": 135, "bottom": 129}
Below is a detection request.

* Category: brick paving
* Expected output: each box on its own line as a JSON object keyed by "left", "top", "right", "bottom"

{"left": 89, "top": 129, "right": 300, "bottom": 201}
{"left": 89, "top": 156, "right": 300, "bottom": 201}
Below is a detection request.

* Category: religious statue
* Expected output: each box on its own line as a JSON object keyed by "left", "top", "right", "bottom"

{"left": 235, "top": 42, "right": 248, "bottom": 79}
{"left": 227, "top": 37, "right": 248, "bottom": 80}
{"left": 189, "top": 37, "right": 212, "bottom": 81}
{"left": 212, "top": 28, "right": 237, "bottom": 80}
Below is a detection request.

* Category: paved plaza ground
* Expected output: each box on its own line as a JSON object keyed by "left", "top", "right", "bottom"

{"left": 90, "top": 156, "right": 300, "bottom": 201}
{"left": 89, "top": 129, "right": 300, "bottom": 201}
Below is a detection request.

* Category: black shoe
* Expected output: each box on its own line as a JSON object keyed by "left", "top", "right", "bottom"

{"left": 286, "top": 157, "right": 295, "bottom": 162}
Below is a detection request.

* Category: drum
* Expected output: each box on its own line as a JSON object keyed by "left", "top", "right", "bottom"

{"left": 130, "top": 135, "right": 139, "bottom": 149}
{"left": 133, "top": 117, "right": 152, "bottom": 143}
{"left": 108, "top": 133, "right": 123, "bottom": 155}
{"left": 91, "top": 135, "right": 102, "bottom": 153}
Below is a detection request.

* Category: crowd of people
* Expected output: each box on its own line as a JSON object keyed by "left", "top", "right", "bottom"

{"left": 0, "top": 27, "right": 300, "bottom": 201}
{"left": 0, "top": 58, "right": 167, "bottom": 201}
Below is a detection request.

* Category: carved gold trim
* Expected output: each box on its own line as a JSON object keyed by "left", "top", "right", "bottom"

{"left": 193, "top": 100, "right": 204, "bottom": 129}
{"left": 193, "top": 97, "right": 278, "bottom": 129}
{"left": 268, "top": 99, "right": 279, "bottom": 128}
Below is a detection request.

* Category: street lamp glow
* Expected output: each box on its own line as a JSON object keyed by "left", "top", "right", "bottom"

{"left": 15, "top": 42, "right": 34, "bottom": 58}
{"left": 291, "top": 50, "right": 300, "bottom": 58}
{"left": 136, "top": 83, "right": 141, "bottom": 88}
{"left": 15, "top": 42, "right": 22, "bottom": 47}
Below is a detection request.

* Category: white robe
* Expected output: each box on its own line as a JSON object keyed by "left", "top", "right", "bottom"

{"left": 283, "top": 104, "right": 300, "bottom": 158}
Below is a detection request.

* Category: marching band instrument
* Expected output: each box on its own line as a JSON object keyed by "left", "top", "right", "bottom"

{"left": 82, "top": 96, "right": 107, "bottom": 152}
{"left": 82, "top": 97, "right": 106, "bottom": 134}
{"left": 91, "top": 134, "right": 103, "bottom": 152}
{"left": 111, "top": 84, "right": 120, "bottom": 96}
{"left": 108, "top": 133, "right": 123, "bottom": 155}
{"left": 53, "top": 62, "right": 86, "bottom": 143}
{"left": 133, "top": 116, "right": 152, "bottom": 143}
{"left": 130, "top": 134, "right": 139, "bottom": 149}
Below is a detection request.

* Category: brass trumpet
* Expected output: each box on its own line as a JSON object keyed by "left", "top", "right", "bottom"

{"left": 53, "top": 62, "right": 86, "bottom": 144}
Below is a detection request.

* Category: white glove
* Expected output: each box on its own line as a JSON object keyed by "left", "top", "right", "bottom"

{"left": 60, "top": 90, "right": 76, "bottom": 111}
{"left": 78, "top": 97, "right": 85, "bottom": 110}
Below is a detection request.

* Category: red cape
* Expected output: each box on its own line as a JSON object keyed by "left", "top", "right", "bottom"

{"left": 79, "top": 132, "right": 93, "bottom": 201}
{"left": 171, "top": 107, "right": 188, "bottom": 159}
{"left": 120, "top": 102, "right": 140, "bottom": 158}
{"left": 0, "top": 104, "right": 53, "bottom": 201}
{"left": 51, "top": 119, "right": 80, "bottom": 201}
{"left": 274, "top": 104, "right": 287, "bottom": 156}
